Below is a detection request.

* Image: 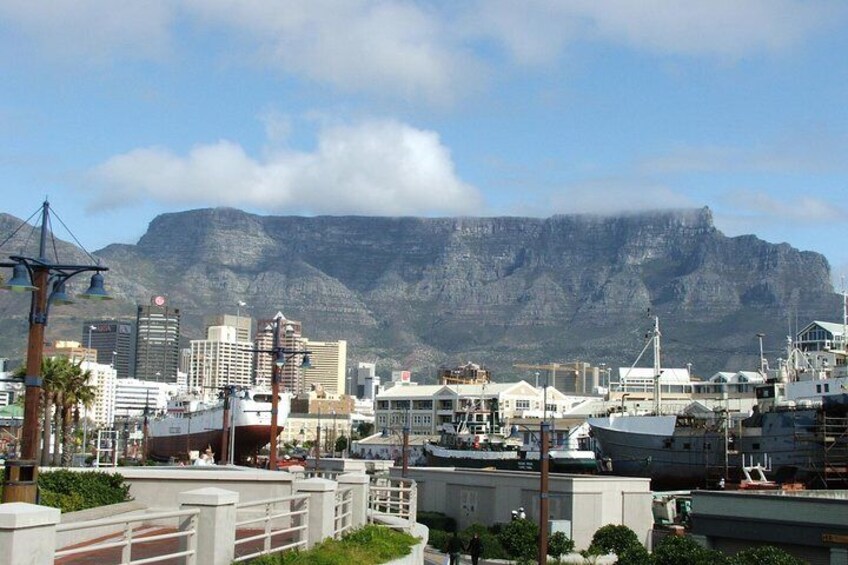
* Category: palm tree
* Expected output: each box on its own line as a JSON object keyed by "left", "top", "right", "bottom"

{"left": 16, "top": 356, "right": 68, "bottom": 466}
{"left": 61, "top": 363, "right": 95, "bottom": 467}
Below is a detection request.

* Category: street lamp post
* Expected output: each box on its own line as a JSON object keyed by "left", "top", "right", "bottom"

{"left": 509, "top": 421, "right": 550, "bottom": 564}
{"left": 253, "top": 315, "right": 311, "bottom": 470}
{"left": 1, "top": 201, "right": 111, "bottom": 503}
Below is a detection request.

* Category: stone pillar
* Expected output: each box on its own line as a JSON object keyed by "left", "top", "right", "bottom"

{"left": 337, "top": 473, "right": 369, "bottom": 529}
{"left": 0, "top": 502, "right": 61, "bottom": 565}
{"left": 179, "top": 487, "right": 239, "bottom": 565}
{"left": 295, "top": 477, "right": 337, "bottom": 548}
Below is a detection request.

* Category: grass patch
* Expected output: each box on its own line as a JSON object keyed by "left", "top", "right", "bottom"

{"left": 249, "top": 524, "right": 418, "bottom": 565}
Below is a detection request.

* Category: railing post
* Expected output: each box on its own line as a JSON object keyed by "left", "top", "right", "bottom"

{"left": 178, "top": 487, "right": 239, "bottom": 565}
{"left": 0, "top": 503, "right": 60, "bottom": 565}
{"left": 295, "top": 477, "right": 337, "bottom": 548}
{"left": 337, "top": 473, "right": 369, "bottom": 530}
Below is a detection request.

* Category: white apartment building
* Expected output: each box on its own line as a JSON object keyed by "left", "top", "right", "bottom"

{"left": 114, "top": 378, "right": 173, "bottom": 418}
{"left": 80, "top": 360, "right": 117, "bottom": 427}
{"left": 303, "top": 340, "right": 347, "bottom": 395}
{"left": 189, "top": 325, "right": 254, "bottom": 393}
{"left": 375, "top": 381, "right": 597, "bottom": 436}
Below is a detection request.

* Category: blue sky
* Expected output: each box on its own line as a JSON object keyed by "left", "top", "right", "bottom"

{"left": 1, "top": 1, "right": 847, "bottom": 283}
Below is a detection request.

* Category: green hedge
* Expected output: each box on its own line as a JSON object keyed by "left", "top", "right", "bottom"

{"left": 0, "top": 468, "right": 131, "bottom": 513}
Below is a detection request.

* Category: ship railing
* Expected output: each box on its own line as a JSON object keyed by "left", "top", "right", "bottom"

{"left": 334, "top": 486, "right": 354, "bottom": 538}
{"left": 55, "top": 507, "right": 199, "bottom": 565}
{"left": 232, "top": 493, "right": 310, "bottom": 563}
{"left": 368, "top": 476, "right": 417, "bottom": 532}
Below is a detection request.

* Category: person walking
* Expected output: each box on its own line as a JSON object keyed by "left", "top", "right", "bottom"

{"left": 446, "top": 531, "right": 464, "bottom": 565}
{"left": 467, "top": 533, "right": 484, "bottom": 565}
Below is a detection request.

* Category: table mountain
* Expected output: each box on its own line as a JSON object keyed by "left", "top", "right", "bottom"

{"left": 0, "top": 206, "right": 839, "bottom": 380}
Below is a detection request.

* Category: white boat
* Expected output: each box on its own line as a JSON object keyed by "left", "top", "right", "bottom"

{"left": 147, "top": 387, "right": 291, "bottom": 464}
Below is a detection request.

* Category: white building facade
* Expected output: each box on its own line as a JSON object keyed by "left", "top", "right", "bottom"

{"left": 189, "top": 325, "right": 254, "bottom": 393}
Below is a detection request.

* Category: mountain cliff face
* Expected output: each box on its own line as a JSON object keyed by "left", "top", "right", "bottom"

{"left": 0, "top": 207, "right": 839, "bottom": 378}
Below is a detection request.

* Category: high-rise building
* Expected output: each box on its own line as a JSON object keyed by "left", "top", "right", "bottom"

{"left": 81, "top": 320, "right": 135, "bottom": 379}
{"left": 302, "top": 340, "right": 347, "bottom": 395}
{"left": 80, "top": 360, "right": 118, "bottom": 427}
{"left": 189, "top": 325, "right": 254, "bottom": 393}
{"left": 134, "top": 296, "right": 181, "bottom": 383}
{"left": 205, "top": 313, "right": 253, "bottom": 342}
{"left": 253, "top": 313, "right": 305, "bottom": 392}
{"left": 356, "top": 362, "right": 380, "bottom": 400}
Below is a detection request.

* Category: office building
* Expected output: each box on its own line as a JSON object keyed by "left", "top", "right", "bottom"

{"left": 356, "top": 362, "right": 380, "bottom": 400}
{"left": 80, "top": 360, "right": 118, "bottom": 427}
{"left": 253, "top": 313, "right": 305, "bottom": 392}
{"left": 189, "top": 325, "right": 254, "bottom": 392}
{"left": 302, "top": 340, "right": 347, "bottom": 395}
{"left": 205, "top": 313, "right": 253, "bottom": 342}
{"left": 114, "top": 378, "right": 173, "bottom": 418}
{"left": 134, "top": 296, "right": 181, "bottom": 383}
{"left": 82, "top": 320, "right": 135, "bottom": 379}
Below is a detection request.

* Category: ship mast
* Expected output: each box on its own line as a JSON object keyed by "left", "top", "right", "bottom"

{"left": 652, "top": 316, "right": 662, "bottom": 415}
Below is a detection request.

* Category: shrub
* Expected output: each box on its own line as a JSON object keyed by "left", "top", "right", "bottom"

{"left": 250, "top": 524, "right": 417, "bottom": 564}
{"left": 497, "top": 518, "right": 538, "bottom": 564}
{"left": 730, "top": 545, "right": 806, "bottom": 565}
{"left": 462, "top": 523, "right": 509, "bottom": 560}
{"left": 548, "top": 531, "right": 575, "bottom": 560}
{"left": 417, "top": 511, "right": 457, "bottom": 533}
{"left": 588, "top": 524, "right": 642, "bottom": 557}
{"left": 37, "top": 469, "right": 131, "bottom": 512}
{"left": 653, "top": 535, "right": 729, "bottom": 565}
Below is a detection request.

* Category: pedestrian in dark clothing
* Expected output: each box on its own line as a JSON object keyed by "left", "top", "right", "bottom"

{"left": 446, "top": 531, "right": 464, "bottom": 565}
{"left": 467, "top": 533, "right": 484, "bottom": 565}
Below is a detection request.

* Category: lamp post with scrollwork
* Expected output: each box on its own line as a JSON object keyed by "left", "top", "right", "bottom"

{"left": 253, "top": 314, "right": 311, "bottom": 470}
{"left": 1, "top": 201, "right": 111, "bottom": 503}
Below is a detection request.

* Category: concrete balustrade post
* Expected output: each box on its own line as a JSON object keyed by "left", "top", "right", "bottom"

{"left": 295, "top": 477, "right": 337, "bottom": 548}
{"left": 178, "top": 487, "right": 239, "bottom": 565}
{"left": 337, "top": 473, "right": 369, "bottom": 529}
{"left": 0, "top": 503, "right": 61, "bottom": 565}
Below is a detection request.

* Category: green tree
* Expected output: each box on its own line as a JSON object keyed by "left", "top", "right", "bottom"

{"left": 588, "top": 524, "right": 643, "bottom": 557}
{"left": 547, "top": 531, "right": 574, "bottom": 561}
{"left": 60, "top": 362, "right": 95, "bottom": 466}
{"left": 497, "top": 518, "right": 538, "bottom": 564}
{"left": 731, "top": 546, "right": 806, "bottom": 565}
{"left": 357, "top": 422, "right": 374, "bottom": 438}
{"left": 335, "top": 434, "right": 349, "bottom": 455}
{"left": 653, "top": 535, "right": 729, "bottom": 565}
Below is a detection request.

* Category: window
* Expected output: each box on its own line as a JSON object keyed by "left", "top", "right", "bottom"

{"left": 516, "top": 400, "right": 530, "bottom": 410}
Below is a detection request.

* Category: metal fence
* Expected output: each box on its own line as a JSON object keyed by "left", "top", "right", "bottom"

{"left": 233, "top": 494, "right": 310, "bottom": 563}
{"left": 55, "top": 508, "right": 199, "bottom": 565}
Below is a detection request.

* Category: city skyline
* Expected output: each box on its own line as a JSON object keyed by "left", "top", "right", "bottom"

{"left": 1, "top": 2, "right": 847, "bottom": 281}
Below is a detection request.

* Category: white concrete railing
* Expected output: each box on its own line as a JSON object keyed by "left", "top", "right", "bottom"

{"left": 233, "top": 493, "right": 310, "bottom": 563}
{"left": 0, "top": 471, "right": 411, "bottom": 565}
{"left": 369, "top": 477, "right": 417, "bottom": 531}
{"left": 55, "top": 507, "right": 199, "bottom": 565}
{"left": 334, "top": 486, "right": 354, "bottom": 538}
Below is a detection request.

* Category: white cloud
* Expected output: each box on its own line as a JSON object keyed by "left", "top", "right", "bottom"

{"left": 0, "top": 0, "right": 173, "bottom": 63}
{"left": 721, "top": 190, "right": 844, "bottom": 223}
{"left": 85, "top": 119, "right": 482, "bottom": 216}
{"left": 566, "top": 0, "right": 841, "bottom": 58}
{"left": 3, "top": 2, "right": 841, "bottom": 101}
{"left": 181, "top": 0, "right": 484, "bottom": 106}
{"left": 545, "top": 179, "right": 695, "bottom": 215}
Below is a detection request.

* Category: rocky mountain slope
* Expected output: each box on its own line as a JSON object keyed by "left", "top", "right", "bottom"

{"left": 0, "top": 207, "right": 839, "bottom": 380}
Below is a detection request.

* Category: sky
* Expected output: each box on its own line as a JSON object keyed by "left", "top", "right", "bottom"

{"left": 1, "top": 1, "right": 847, "bottom": 284}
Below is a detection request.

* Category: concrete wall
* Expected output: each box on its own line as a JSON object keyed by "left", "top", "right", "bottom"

{"left": 84, "top": 466, "right": 298, "bottom": 509}
{"left": 397, "top": 467, "right": 652, "bottom": 551}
